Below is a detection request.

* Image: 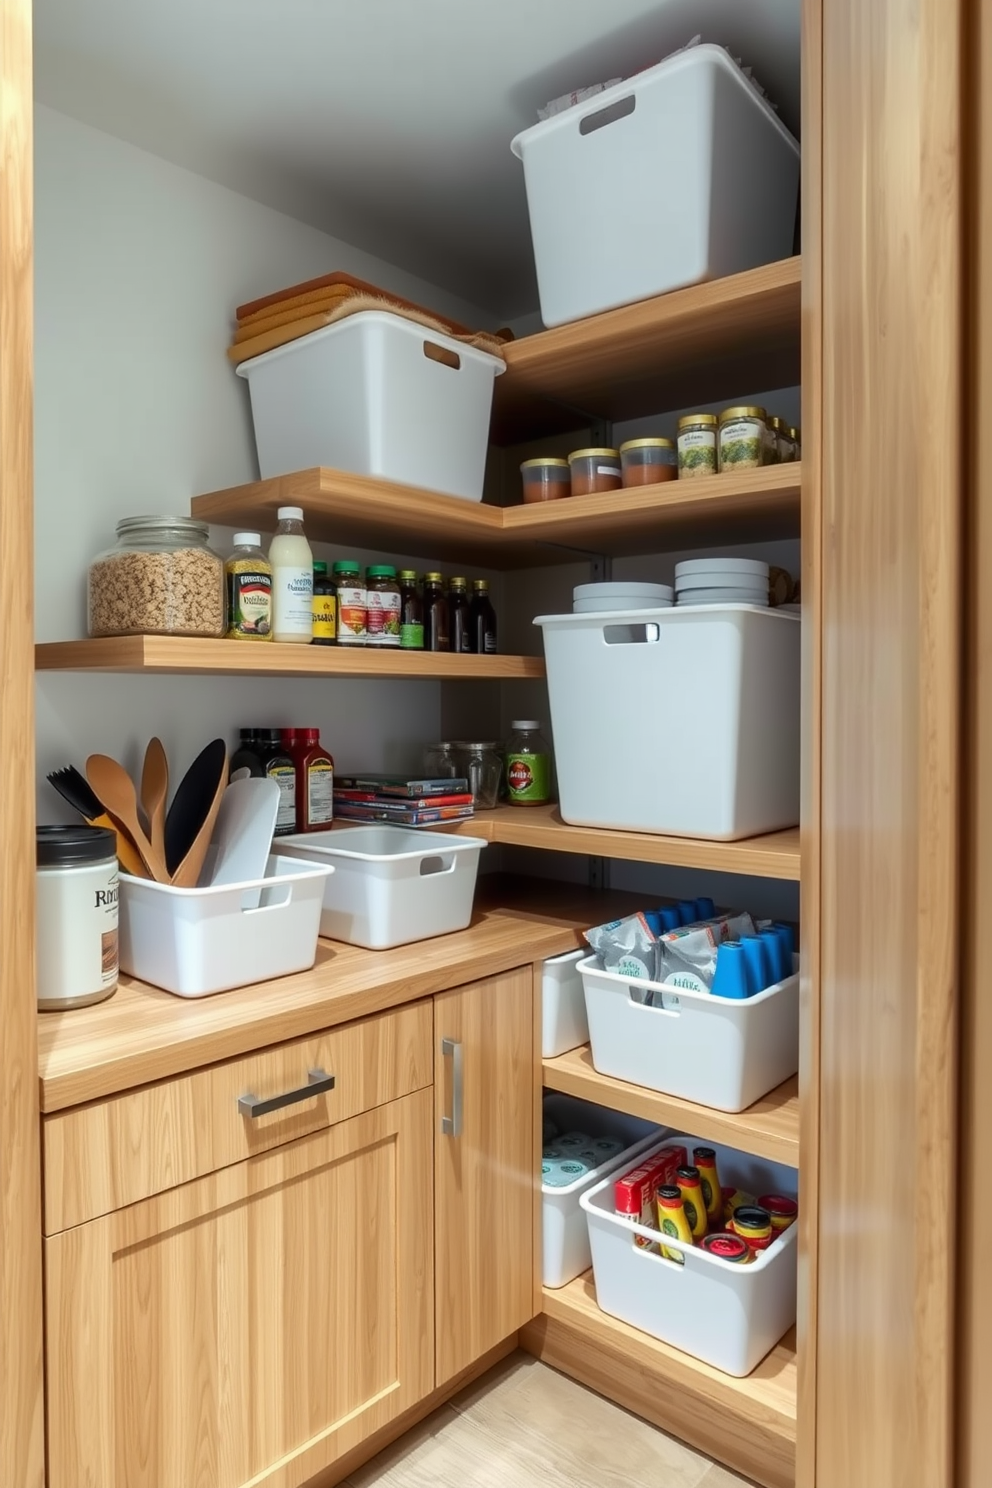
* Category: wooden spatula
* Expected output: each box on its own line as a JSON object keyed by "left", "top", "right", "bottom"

{"left": 140, "top": 737, "right": 169, "bottom": 864}
{"left": 86, "top": 754, "right": 169, "bottom": 883}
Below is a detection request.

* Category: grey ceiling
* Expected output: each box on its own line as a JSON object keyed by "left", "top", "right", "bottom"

{"left": 33, "top": 0, "right": 800, "bottom": 320}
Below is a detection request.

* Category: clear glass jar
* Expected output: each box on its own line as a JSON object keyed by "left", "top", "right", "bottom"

{"left": 452, "top": 741, "right": 504, "bottom": 808}
{"left": 717, "top": 406, "right": 768, "bottom": 471}
{"left": 676, "top": 414, "right": 718, "bottom": 478}
{"left": 88, "top": 516, "right": 225, "bottom": 637}
{"left": 423, "top": 742, "right": 461, "bottom": 780}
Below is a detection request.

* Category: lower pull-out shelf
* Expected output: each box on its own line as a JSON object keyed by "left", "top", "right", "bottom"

{"left": 523, "top": 1273, "right": 796, "bottom": 1488}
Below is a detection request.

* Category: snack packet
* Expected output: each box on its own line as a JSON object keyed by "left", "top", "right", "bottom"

{"left": 584, "top": 913, "right": 658, "bottom": 995}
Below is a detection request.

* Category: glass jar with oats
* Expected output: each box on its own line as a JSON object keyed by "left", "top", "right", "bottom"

{"left": 87, "top": 516, "right": 226, "bottom": 638}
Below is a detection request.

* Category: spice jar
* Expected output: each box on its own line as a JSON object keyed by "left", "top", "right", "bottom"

{"left": 620, "top": 438, "right": 678, "bottom": 487}
{"left": 399, "top": 570, "right": 423, "bottom": 650}
{"left": 225, "top": 532, "right": 272, "bottom": 640}
{"left": 568, "top": 447, "right": 622, "bottom": 497}
{"left": 311, "top": 562, "right": 337, "bottom": 644}
{"left": 676, "top": 414, "right": 718, "bottom": 479}
{"left": 333, "top": 561, "right": 367, "bottom": 646}
{"left": 451, "top": 742, "right": 504, "bottom": 808}
{"left": 767, "top": 416, "right": 792, "bottom": 464}
{"left": 718, "top": 406, "right": 768, "bottom": 471}
{"left": 505, "top": 720, "right": 553, "bottom": 806}
{"left": 36, "top": 825, "right": 119, "bottom": 1010}
{"left": 366, "top": 565, "right": 401, "bottom": 647}
{"left": 88, "top": 516, "right": 226, "bottom": 637}
{"left": 520, "top": 457, "right": 571, "bottom": 503}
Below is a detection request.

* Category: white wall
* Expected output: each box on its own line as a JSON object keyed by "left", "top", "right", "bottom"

{"left": 34, "top": 106, "right": 497, "bottom": 820}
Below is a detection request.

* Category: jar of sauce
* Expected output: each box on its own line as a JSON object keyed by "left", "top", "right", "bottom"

{"left": 424, "top": 573, "right": 451, "bottom": 652}
{"left": 333, "top": 561, "right": 367, "bottom": 646}
{"left": 366, "top": 565, "right": 401, "bottom": 647}
{"left": 256, "top": 729, "right": 297, "bottom": 836}
{"left": 620, "top": 438, "right": 678, "bottom": 487}
{"left": 677, "top": 414, "right": 718, "bottom": 478}
{"left": 568, "top": 447, "right": 622, "bottom": 497}
{"left": 399, "top": 570, "right": 423, "bottom": 650}
{"left": 282, "top": 727, "right": 334, "bottom": 832}
{"left": 730, "top": 1205, "right": 774, "bottom": 1252}
{"left": 311, "top": 562, "right": 337, "bottom": 644}
{"left": 520, "top": 457, "right": 571, "bottom": 503}
{"left": 470, "top": 579, "right": 498, "bottom": 655}
{"left": 449, "top": 576, "right": 472, "bottom": 654}
{"left": 718, "top": 406, "right": 768, "bottom": 471}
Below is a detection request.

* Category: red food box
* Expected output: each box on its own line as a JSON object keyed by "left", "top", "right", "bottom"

{"left": 614, "top": 1144, "right": 688, "bottom": 1247}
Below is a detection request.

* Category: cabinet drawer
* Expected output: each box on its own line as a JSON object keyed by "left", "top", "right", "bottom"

{"left": 44, "top": 999, "right": 432, "bottom": 1233}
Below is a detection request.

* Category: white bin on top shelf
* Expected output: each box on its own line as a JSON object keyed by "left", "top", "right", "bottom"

{"left": 534, "top": 605, "right": 801, "bottom": 840}
{"left": 511, "top": 44, "right": 800, "bottom": 328}
{"left": 581, "top": 1134, "right": 798, "bottom": 1376}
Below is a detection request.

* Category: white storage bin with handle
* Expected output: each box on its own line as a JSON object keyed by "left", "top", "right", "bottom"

{"left": 535, "top": 605, "right": 800, "bottom": 839}
{"left": 511, "top": 44, "right": 800, "bottom": 328}
{"left": 580, "top": 953, "right": 799, "bottom": 1112}
{"left": 118, "top": 855, "right": 332, "bottom": 998}
{"left": 542, "top": 1093, "right": 662, "bottom": 1289}
{"left": 542, "top": 948, "right": 589, "bottom": 1057}
{"left": 275, "top": 825, "right": 487, "bottom": 949}
{"left": 581, "top": 1134, "right": 798, "bottom": 1376}
{"left": 236, "top": 310, "right": 504, "bottom": 499}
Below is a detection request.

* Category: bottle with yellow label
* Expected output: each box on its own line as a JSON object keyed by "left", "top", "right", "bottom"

{"left": 676, "top": 1165, "right": 709, "bottom": 1240}
{"left": 656, "top": 1184, "right": 694, "bottom": 1263}
{"left": 693, "top": 1146, "right": 724, "bottom": 1228}
{"left": 312, "top": 562, "right": 337, "bottom": 645}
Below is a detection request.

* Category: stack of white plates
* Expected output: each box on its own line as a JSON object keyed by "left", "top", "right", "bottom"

{"left": 674, "top": 558, "right": 769, "bottom": 607}
{"left": 573, "top": 581, "right": 673, "bottom": 613}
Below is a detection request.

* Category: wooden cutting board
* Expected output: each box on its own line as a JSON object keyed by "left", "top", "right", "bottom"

{"left": 236, "top": 269, "right": 470, "bottom": 337}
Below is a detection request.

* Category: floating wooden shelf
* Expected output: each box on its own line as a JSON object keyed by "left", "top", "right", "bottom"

{"left": 522, "top": 1275, "right": 796, "bottom": 1488}
{"left": 190, "top": 463, "right": 801, "bottom": 569}
{"left": 34, "top": 636, "right": 545, "bottom": 680}
{"left": 444, "top": 805, "right": 801, "bottom": 879}
{"left": 543, "top": 1046, "right": 799, "bottom": 1167}
{"left": 494, "top": 256, "right": 803, "bottom": 441}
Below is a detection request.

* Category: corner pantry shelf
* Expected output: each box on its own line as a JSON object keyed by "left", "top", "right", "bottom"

{"left": 543, "top": 1046, "right": 799, "bottom": 1167}
{"left": 443, "top": 805, "right": 801, "bottom": 880}
{"left": 190, "top": 463, "right": 801, "bottom": 569}
{"left": 521, "top": 1275, "right": 796, "bottom": 1488}
{"left": 34, "top": 636, "right": 545, "bottom": 680}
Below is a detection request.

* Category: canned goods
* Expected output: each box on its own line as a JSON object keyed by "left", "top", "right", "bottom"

{"left": 730, "top": 1205, "right": 774, "bottom": 1251}
{"left": 701, "top": 1232, "right": 752, "bottom": 1264}
{"left": 758, "top": 1193, "right": 799, "bottom": 1232}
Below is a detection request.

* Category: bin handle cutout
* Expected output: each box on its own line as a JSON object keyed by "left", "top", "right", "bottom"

{"left": 579, "top": 93, "right": 636, "bottom": 135}
{"left": 419, "top": 853, "right": 457, "bottom": 877}
{"left": 423, "top": 340, "right": 461, "bottom": 371}
{"left": 627, "top": 982, "right": 681, "bottom": 1018}
{"left": 603, "top": 622, "right": 661, "bottom": 646}
{"left": 243, "top": 881, "right": 294, "bottom": 913}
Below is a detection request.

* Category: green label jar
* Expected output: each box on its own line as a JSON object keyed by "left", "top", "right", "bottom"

{"left": 505, "top": 720, "right": 553, "bottom": 806}
{"left": 718, "top": 405, "right": 768, "bottom": 471}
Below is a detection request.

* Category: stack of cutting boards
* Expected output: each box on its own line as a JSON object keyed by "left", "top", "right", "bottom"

{"left": 228, "top": 271, "right": 509, "bottom": 366}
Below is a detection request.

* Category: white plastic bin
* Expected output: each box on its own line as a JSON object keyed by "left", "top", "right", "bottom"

{"left": 542, "top": 1093, "right": 662, "bottom": 1289}
{"left": 118, "top": 855, "right": 332, "bottom": 998}
{"left": 511, "top": 45, "right": 800, "bottom": 328}
{"left": 580, "top": 954, "right": 799, "bottom": 1112}
{"left": 275, "top": 825, "right": 487, "bottom": 949}
{"left": 535, "top": 605, "right": 801, "bottom": 839}
{"left": 581, "top": 1135, "right": 798, "bottom": 1375}
{"left": 236, "top": 310, "right": 504, "bottom": 499}
{"left": 542, "top": 948, "right": 589, "bottom": 1057}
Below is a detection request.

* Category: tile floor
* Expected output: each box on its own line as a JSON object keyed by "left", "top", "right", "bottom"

{"left": 344, "top": 1352, "right": 755, "bottom": 1488}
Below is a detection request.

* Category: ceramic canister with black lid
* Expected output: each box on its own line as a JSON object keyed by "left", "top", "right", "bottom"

{"left": 36, "top": 824, "right": 119, "bottom": 1010}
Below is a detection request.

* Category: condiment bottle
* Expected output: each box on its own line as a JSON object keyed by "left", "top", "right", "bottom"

{"left": 449, "top": 576, "right": 472, "bottom": 654}
{"left": 366, "top": 566, "right": 401, "bottom": 647}
{"left": 656, "top": 1184, "right": 694, "bottom": 1263}
{"left": 230, "top": 728, "right": 265, "bottom": 778}
{"left": 311, "top": 562, "right": 337, "bottom": 645}
{"left": 692, "top": 1147, "right": 725, "bottom": 1227}
{"left": 333, "top": 561, "right": 367, "bottom": 646}
{"left": 283, "top": 727, "right": 334, "bottom": 832}
{"left": 470, "top": 578, "right": 497, "bottom": 654}
{"left": 225, "top": 532, "right": 273, "bottom": 641}
{"left": 255, "top": 728, "right": 297, "bottom": 836}
{"left": 269, "top": 506, "right": 313, "bottom": 643}
{"left": 505, "top": 721, "right": 552, "bottom": 807}
{"left": 676, "top": 1165, "right": 709, "bottom": 1240}
{"left": 399, "top": 570, "right": 424, "bottom": 650}
{"left": 424, "top": 573, "right": 451, "bottom": 652}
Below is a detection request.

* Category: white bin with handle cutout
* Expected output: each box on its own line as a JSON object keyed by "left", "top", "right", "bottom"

{"left": 581, "top": 1135, "right": 798, "bottom": 1376}
{"left": 542, "top": 948, "right": 589, "bottom": 1058}
{"left": 535, "top": 606, "right": 801, "bottom": 839}
{"left": 236, "top": 310, "right": 504, "bottom": 499}
{"left": 276, "top": 825, "right": 487, "bottom": 949}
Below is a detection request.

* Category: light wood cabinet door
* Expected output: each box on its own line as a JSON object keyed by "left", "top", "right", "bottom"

{"left": 45, "top": 1090, "right": 434, "bottom": 1488}
{"left": 434, "top": 967, "right": 536, "bottom": 1384}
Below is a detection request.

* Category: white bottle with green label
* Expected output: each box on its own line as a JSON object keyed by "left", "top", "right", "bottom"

{"left": 269, "top": 505, "right": 314, "bottom": 643}
{"left": 505, "top": 720, "right": 553, "bottom": 806}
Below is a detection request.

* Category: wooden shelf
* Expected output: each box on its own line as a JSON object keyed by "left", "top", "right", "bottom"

{"left": 190, "top": 463, "right": 801, "bottom": 569}
{"left": 523, "top": 1274, "right": 796, "bottom": 1488}
{"left": 34, "top": 635, "right": 545, "bottom": 680}
{"left": 445, "top": 805, "right": 801, "bottom": 879}
{"left": 494, "top": 257, "right": 803, "bottom": 441}
{"left": 544, "top": 1046, "right": 799, "bottom": 1167}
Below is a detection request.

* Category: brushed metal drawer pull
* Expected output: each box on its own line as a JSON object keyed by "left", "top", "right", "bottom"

{"left": 440, "top": 1038, "right": 463, "bottom": 1138}
{"left": 238, "top": 1069, "right": 335, "bottom": 1118}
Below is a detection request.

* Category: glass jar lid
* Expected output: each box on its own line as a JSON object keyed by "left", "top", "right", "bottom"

{"left": 568, "top": 447, "right": 620, "bottom": 461}
{"left": 619, "top": 437, "right": 676, "bottom": 453}
{"left": 677, "top": 413, "right": 718, "bottom": 429}
{"left": 115, "top": 514, "right": 209, "bottom": 540}
{"left": 718, "top": 406, "right": 768, "bottom": 424}
{"left": 767, "top": 416, "right": 788, "bottom": 434}
{"left": 453, "top": 740, "right": 503, "bottom": 752}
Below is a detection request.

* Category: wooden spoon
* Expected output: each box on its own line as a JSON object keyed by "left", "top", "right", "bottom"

{"left": 140, "top": 737, "right": 169, "bottom": 864}
{"left": 86, "top": 754, "right": 170, "bottom": 883}
{"left": 165, "top": 739, "right": 228, "bottom": 887}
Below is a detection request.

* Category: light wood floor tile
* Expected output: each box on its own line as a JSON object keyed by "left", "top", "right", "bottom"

{"left": 344, "top": 1404, "right": 552, "bottom": 1488}
{"left": 697, "top": 1464, "right": 759, "bottom": 1488}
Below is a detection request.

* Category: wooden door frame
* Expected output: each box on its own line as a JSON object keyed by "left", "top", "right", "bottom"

{"left": 0, "top": 1, "right": 44, "bottom": 1486}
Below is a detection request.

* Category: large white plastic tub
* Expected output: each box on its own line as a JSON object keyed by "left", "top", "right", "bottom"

{"left": 542, "top": 1093, "right": 661, "bottom": 1289}
{"left": 581, "top": 1135, "right": 798, "bottom": 1375}
{"left": 579, "top": 954, "right": 799, "bottom": 1112}
{"left": 276, "top": 825, "right": 487, "bottom": 949}
{"left": 542, "top": 948, "right": 588, "bottom": 1057}
{"left": 236, "top": 310, "right": 504, "bottom": 499}
{"left": 511, "top": 45, "right": 800, "bottom": 328}
{"left": 535, "top": 605, "right": 800, "bottom": 839}
{"left": 118, "top": 855, "right": 332, "bottom": 998}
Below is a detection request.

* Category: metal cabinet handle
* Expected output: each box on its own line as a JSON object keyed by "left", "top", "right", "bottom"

{"left": 440, "top": 1038, "right": 463, "bottom": 1137}
{"left": 238, "top": 1068, "right": 335, "bottom": 1119}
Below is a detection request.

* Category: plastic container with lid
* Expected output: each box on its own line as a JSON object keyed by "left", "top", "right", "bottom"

{"left": 676, "top": 414, "right": 719, "bottom": 479}
{"left": 505, "top": 720, "right": 553, "bottom": 806}
{"left": 269, "top": 506, "right": 313, "bottom": 643}
{"left": 520, "top": 457, "right": 572, "bottom": 503}
{"left": 366, "top": 565, "right": 401, "bottom": 646}
{"left": 225, "top": 532, "right": 272, "bottom": 641}
{"left": 568, "top": 447, "right": 622, "bottom": 497}
{"left": 88, "top": 515, "right": 226, "bottom": 638}
{"left": 620, "top": 438, "right": 678, "bottom": 487}
{"left": 36, "top": 825, "right": 119, "bottom": 1010}
{"left": 333, "top": 560, "right": 367, "bottom": 645}
{"left": 718, "top": 406, "right": 768, "bottom": 471}
{"left": 311, "top": 561, "right": 337, "bottom": 644}
{"left": 573, "top": 580, "right": 673, "bottom": 614}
